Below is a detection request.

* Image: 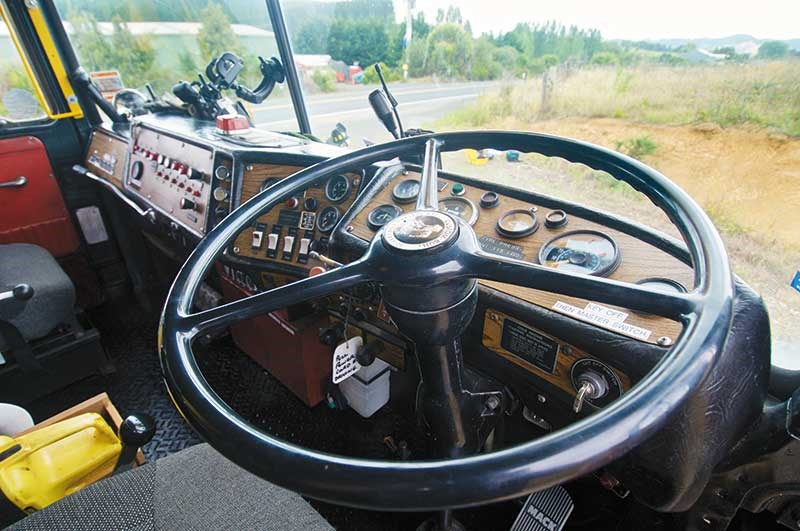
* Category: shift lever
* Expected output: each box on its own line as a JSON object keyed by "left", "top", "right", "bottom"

{"left": 116, "top": 413, "right": 155, "bottom": 470}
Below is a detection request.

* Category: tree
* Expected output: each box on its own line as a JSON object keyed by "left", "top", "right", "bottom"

{"left": 197, "top": 2, "right": 244, "bottom": 60}
{"left": 425, "top": 24, "right": 472, "bottom": 78}
{"left": 757, "top": 41, "right": 789, "bottom": 59}
{"left": 295, "top": 19, "right": 329, "bottom": 54}
{"left": 470, "top": 38, "right": 502, "bottom": 80}
{"left": 70, "top": 13, "right": 156, "bottom": 88}
{"left": 327, "top": 18, "right": 390, "bottom": 67}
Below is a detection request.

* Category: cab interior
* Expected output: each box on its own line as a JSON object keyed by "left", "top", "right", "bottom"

{"left": 0, "top": 1, "right": 798, "bottom": 530}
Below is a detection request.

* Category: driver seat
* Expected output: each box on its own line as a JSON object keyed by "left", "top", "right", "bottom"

{"left": 7, "top": 443, "right": 333, "bottom": 530}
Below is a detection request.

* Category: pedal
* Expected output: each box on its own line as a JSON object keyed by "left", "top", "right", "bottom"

{"left": 510, "top": 486, "right": 574, "bottom": 531}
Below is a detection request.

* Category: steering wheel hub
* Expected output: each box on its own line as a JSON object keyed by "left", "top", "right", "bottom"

{"left": 382, "top": 211, "right": 458, "bottom": 252}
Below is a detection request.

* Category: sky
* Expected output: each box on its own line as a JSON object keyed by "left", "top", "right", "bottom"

{"left": 395, "top": 0, "right": 800, "bottom": 41}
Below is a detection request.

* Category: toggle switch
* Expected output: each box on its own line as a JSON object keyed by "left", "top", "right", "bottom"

{"left": 252, "top": 230, "right": 263, "bottom": 249}
{"left": 283, "top": 235, "right": 295, "bottom": 254}
{"left": 267, "top": 233, "right": 279, "bottom": 251}
{"left": 298, "top": 237, "right": 311, "bottom": 256}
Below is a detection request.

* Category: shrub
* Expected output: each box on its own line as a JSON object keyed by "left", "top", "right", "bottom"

{"left": 311, "top": 68, "right": 336, "bottom": 92}
{"left": 615, "top": 136, "right": 657, "bottom": 159}
{"left": 361, "top": 63, "right": 402, "bottom": 84}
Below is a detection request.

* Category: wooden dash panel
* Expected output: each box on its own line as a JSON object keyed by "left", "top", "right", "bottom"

{"left": 349, "top": 174, "right": 691, "bottom": 344}
{"left": 85, "top": 130, "right": 128, "bottom": 190}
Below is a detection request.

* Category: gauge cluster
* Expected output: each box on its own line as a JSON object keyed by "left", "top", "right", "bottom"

{"left": 229, "top": 164, "right": 362, "bottom": 276}
{"left": 349, "top": 172, "right": 693, "bottom": 346}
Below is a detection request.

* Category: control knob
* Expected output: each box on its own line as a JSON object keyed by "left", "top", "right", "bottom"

{"left": 180, "top": 198, "right": 197, "bottom": 211}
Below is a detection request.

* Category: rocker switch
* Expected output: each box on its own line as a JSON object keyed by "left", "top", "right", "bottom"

{"left": 298, "top": 238, "right": 311, "bottom": 256}
{"left": 251, "top": 231, "right": 263, "bottom": 249}
{"left": 283, "top": 235, "right": 295, "bottom": 254}
{"left": 267, "top": 233, "right": 279, "bottom": 251}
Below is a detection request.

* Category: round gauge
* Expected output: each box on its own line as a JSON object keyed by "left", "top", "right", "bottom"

{"left": 392, "top": 179, "right": 421, "bottom": 204}
{"left": 367, "top": 204, "right": 403, "bottom": 230}
{"left": 260, "top": 177, "right": 279, "bottom": 192}
{"left": 438, "top": 197, "right": 478, "bottom": 225}
{"left": 636, "top": 277, "right": 687, "bottom": 294}
{"left": 496, "top": 209, "right": 539, "bottom": 238}
{"left": 316, "top": 206, "right": 340, "bottom": 233}
{"left": 214, "top": 165, "right": 231, "bottom": 181}
{"left": 325, "top": 174, "right": 351, "bottom": 203}
{"left": 538, "top": 230, "right": 621, "bottom": 276}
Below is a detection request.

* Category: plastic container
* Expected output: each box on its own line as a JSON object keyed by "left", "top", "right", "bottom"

{"left": 339, "top": 358, "right": 391, "bottom": 418}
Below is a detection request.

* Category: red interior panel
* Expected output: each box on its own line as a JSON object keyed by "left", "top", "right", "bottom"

{"left": 220, "top": 274, "right": 333, "bottom": 407}
{"left": 0, "top": 135, "right": 80, "bottom": 257}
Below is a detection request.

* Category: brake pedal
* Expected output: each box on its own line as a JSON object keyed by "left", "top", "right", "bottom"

{"left": 510, "top": 486, "right": 574, "bottom": 531}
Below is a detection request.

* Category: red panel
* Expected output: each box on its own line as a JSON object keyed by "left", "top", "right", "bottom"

{"left": 220, "top": 274, "right": 333, "bottom": 407}
{"left": 0, "top": 136, "right": 80, "bottom": 257}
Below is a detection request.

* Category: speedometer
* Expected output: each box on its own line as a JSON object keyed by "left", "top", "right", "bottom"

{"left": 325, "top": 174, "right": 351, "bottom": 203}
{"left": 538, "top": 230, "right": 621, "bottom": 276}
{"left": 438, "top": 197, "right": 478, "bottom": 225}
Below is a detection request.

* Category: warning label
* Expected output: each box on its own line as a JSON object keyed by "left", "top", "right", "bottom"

{"left": 553, "top": 301, "right": 652, "bottom": 341}
{"left": 500, "top": 319, "right": 559, "bottom": 373}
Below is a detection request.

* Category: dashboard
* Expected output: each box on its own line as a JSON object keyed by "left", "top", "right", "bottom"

{"left": 80, "top": 115, "right": 694, "bottom": 415}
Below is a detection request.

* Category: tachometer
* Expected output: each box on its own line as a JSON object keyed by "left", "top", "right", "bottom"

{"left": 316, "top": 206, "right": 340, "bottom": 233}
{"left": 367, "top": 204, "right": 403, "bottom": 230}
{"left": 325, "top": 174, "right": 351, "bottom": 203}
{"left": 538, "top": 230, "right": 621, "bottom": 276}
{"left": 392, "top": 179, "right": 420, "bottom": 204}
{"left": 496, "top": 209, "right": 539, "bottom": 238}
{"left": 438, "top": 197, "right": 478, "bottom": 225}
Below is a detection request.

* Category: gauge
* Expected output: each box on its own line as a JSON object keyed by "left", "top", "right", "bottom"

{"left": 496, "top": 209, "right": 539, "bottom": 238}
{"left": 325, "top": 174, "right": 351, "bottom": 203}
{"left": 438, "top": 197, "right": 478, "bottom": 225}
{"left": 636, "top": 278, "right": 686, "bottom": 294}
{"left": 316, "top": 206, "right": 340, "bottom": 233}
{"left": 367, "top": 204, "right": 403, "bottom": 230}
{"left": 213, "top": 187, "right": 229, "bottom": 201}
{"left": 392, "top": 179, "right": 420, "bottom": 204}
{"left": 260, "top": 177, "right": 279, "bottom": 192}
{"left": 538, "top": 230, "right": 621, "bottom": 276}
{"left": 214, "top": 165, "right": 231, "bottom": 181}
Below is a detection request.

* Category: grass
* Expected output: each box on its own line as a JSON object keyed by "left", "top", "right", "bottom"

{"left": 615, "top": 136, "right": 657, "bottom": 160}
{"left": 440, "top": 60, "right": 800, "bottom": 136}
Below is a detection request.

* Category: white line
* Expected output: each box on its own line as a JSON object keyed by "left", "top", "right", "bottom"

{"left": 250, "top": 83, "right": 496, "bottom": 111}
{"left": 261, "top": 92, "right": 482, "bottom": 127}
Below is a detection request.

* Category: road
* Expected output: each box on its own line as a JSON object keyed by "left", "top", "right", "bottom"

{"left": 248, "top": 80, "right": 500, "bottom": 145}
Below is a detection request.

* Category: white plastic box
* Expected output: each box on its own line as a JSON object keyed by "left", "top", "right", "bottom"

{"left": 339, "top": 358, "right": 391, "bottom": 418}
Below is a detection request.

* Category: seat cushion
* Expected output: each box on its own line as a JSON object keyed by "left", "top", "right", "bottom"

{"left": 9, "top": 443, "right": 333, "bottom": 531}
{"left": 0, "top": 243, "right": 74, "bottom": 341}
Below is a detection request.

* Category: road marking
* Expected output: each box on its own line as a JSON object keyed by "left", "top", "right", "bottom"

{"left": 257, "top": 92, "right": 482, "bottom": 126}
{"left": 250, "top": 83, "right": 496, "bottom": 111}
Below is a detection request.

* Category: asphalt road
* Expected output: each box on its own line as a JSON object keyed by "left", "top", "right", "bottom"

{"left": 249, "top": 80, "right": 500, "bottom": 145}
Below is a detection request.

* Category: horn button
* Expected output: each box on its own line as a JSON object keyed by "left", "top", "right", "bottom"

{"left": 382, "top": 211, "right": 458, "bottom": 252}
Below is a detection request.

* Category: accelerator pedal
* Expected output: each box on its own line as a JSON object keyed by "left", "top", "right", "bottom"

{"left": 510, "top": 486, "right": 574, "bottom": 531}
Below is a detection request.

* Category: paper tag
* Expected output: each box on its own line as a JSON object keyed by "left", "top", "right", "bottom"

{"left": 332, "top": 336, "right": 362, "bottom": 384}
{"left": 553, "top": 301, "right": 652, "bottom": 341}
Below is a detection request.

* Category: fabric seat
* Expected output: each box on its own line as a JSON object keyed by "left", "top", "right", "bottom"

{"left": 8, "top": 443, "right": 333, "bottom": 531}
{"left": 0, "top": 243, "right": 75, "bottom": 341}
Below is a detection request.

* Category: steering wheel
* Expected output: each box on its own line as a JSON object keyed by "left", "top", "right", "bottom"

{"left": 159, "top": 131, "right": 733, "bottom": 511}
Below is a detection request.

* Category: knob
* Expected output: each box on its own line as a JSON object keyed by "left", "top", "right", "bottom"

{"left": 180, "top": 198, "right": 197, "bottom": 210}
{"left": 356, "top": 340, "right": 383, "bottom": 366}
{"left": 303, "top": 197, "right": 318, "bottom": 211}
{"left": 117, "top": 413, "right": 155, "bottom": 470}
{"left": 187, "top": 168, "right": 203, "bottom": 180}
{"left": 319, "top": 323, "right": 344, "bottom": 346}
{"left": 130, "top": 160, "right": 144, "bottom": 180}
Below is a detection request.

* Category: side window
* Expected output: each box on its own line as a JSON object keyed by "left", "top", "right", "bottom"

{"left": 0, "top": 18, "right": 46, "bottom": 123}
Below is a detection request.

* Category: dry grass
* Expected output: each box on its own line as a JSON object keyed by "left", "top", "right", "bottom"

{"left": 443, "top": 61, "right": 800, "bottom": 136}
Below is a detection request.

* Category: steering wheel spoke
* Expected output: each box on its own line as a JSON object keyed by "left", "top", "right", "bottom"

{"left": 176, "top": 259, "right": 372, "bottom": 336}
{"left": 469, "top": 249, "right": 698, "bottom": 321}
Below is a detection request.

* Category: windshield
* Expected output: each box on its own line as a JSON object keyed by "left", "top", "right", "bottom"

{"left": 55, "top": 0, "right": 297, "bottom": 129}
{"left": 279, "top": 0, "right": 799, "bottom": 356}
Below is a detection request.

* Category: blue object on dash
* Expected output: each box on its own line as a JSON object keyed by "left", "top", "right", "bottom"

{"left": 791, "top": 270, "right": 800, "bottom": 294}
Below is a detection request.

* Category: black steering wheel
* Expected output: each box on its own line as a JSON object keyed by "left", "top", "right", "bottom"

{"left": 159, "top": 131, "right": 733, "bottom": 511}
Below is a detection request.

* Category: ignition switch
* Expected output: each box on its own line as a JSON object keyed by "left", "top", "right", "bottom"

{"left": 573, "top": 371, "right": 608, "bottom": 413}
{"left": 570, "top": 358, "right": 624, "bottom": 413}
